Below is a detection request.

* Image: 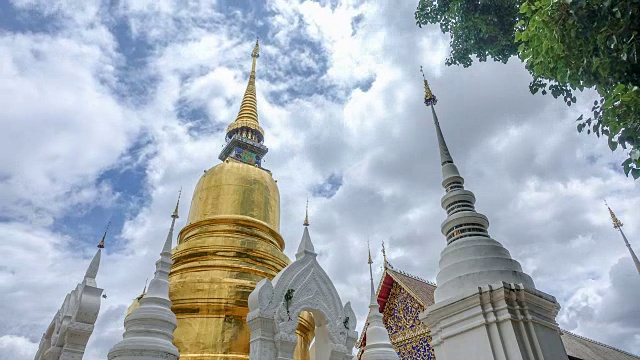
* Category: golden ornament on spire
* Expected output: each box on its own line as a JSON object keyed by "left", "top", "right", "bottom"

{"left": 252, "top": 37, "right": 260, "bottom": 59}
{"left": 420, "top": 65, "right": 438, "bottom": 106}
{"left": 303, "top": 197, "right": 309, "bottom": 226}
{"left": 172, "top": 188, "right": 182, "bottom": 219}
{"left": 98, "top": 221, "right": 110, "bottom": 248}
{"left": 226, "top": 38, "right": 264, "bottom": 142}
{"left": 605, "top": 200, "right": 623, "bottom": 229}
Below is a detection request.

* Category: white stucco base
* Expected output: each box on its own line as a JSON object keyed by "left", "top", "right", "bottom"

{"left": 420, "top": 282, "right": 568, "bottom": 360}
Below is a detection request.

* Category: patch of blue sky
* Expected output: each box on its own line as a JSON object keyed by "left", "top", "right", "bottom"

{"left": 311, "top": 173, "right": 343, "bottom": 199}
{"left": 262, "top": 38, "right": 332, "bottom": 105}
{"left": 175, "top": 97, "right": 226, "bottom": 137}
{"left": 0, "top": 0, "right": 63, "bottom": 34}
{"left": 52, "top": 136, "right": 152, "bottom": 252}
{"left": 351, "top": 13, "right": 364, "bottom": 36}
{"left": 356, "top": 75, "right": 375, "bottom": 92}
{"left": 216, "top": 0, "right": 261, "bottom": 18}
{"left": 101, "top": 14, "right": 161, "bottom": 107}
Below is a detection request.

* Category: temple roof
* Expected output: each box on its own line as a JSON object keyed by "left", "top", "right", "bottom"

{"left": 562, "top": 330, "right": 640, "bottom": 360}
{"left": 357, "top": 265, "right": 435, "bottom": 350}
{"left": 376, "top": 265, "right": 436, "bottom": 313}
{"left": 357, "top": 264, "right": 640, "bottom": 360}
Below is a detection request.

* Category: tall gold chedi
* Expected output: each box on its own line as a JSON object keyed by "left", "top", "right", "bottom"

{"left": 169, "top": 39, "right": 290, "bottom": 359}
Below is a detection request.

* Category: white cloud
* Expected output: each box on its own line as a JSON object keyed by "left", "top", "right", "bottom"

{"left": 0, "top": 335, "right": 38, "bottom": 360}
{"left": 0, "top": 29, "right": 137, "bottom": 223}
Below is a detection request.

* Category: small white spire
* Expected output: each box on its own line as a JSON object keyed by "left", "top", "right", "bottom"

{"left": 296, "top": 226, "right": 316, "bottom": 260}
{"left": 296, "top": 203, "right": 316, "bottom": 260}
{"left": 85, "top": 223, "right": 109, "bottom": 280}
{"left": 107, "top": 201, "right": 180, "bottom": 360}
{"left": 368, "top": 241, "right": 376, "bottom": 306}
{"left": 84, "top": 249, "right": 101, "bottom": 280}
{"left": 361, "top": 246, "right": 398, "bottom": 360}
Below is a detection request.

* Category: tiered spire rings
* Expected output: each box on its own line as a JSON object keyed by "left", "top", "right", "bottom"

{"left": 421, "top": 66, "right": 535, "bottom": 301}
{"left": 226, "top": 38, "right": 264, "bottom": 143}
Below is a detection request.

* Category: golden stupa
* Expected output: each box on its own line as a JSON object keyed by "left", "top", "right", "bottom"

{"left": 168, "top": 39, "right": 314, "bottom": 360}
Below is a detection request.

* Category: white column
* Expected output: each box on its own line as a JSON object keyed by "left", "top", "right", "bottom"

{"left": 108, "top": 209, "right": 180, "bottom": 360}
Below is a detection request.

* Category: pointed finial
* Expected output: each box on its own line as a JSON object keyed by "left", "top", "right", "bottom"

{"left": 142, "top": 278, "right": 148, "bottom": 294}
{"left": 381, "top": 240, "right": 387, "bottom": 267}
{"left": 420, "top": 66, "right": 437, "bottom": 106}
{"left": 303, "top": 197, "right": 310, "bottom": 226}
{"left": 98, "top": 222, "right": 110, "bottom": 248}
{"left": 368, "top": 240, "right": 376, "bottom": 305}
{"left": 252, "top": 37, "right": 260, "bottom": 58}
{"left": 422, "top": 68, "right": 454, "bottom": 167}
{"left": 172, "top": 188, "right": 181, "bottom": 219}
{"left": 605, "top": 200, "right": 623, "bottom": 229}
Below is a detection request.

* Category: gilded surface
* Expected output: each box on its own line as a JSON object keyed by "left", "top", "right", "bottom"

{"left": 382, "top": 282, "right": 435, "bottom": 360}
{"left": 169, "top": 159, "right": 289, "bottom": 360}
{"left": 294, "top": 311, "right": 315, "bottom": 360}
{"left": 226, "top": 39, "right": 263, "bottom": 138}
{"left": 186, "top": 160, "right": 280, "bottom": 232}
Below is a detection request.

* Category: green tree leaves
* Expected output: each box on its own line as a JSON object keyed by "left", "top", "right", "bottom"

{"left": 415, "top": 0, "right": 640, "bottom": 178}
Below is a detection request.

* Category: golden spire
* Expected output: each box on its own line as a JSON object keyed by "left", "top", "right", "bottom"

{"left": 226, "top": 38, "right": 264, "bottom": 142}
{"left": 173, "top": 188, "right": 182, "bottom": 219}
{"left": 605, "top": 200, "right": 623, "bottom": 229}
{"left": 420, "top": 65, "right": 438, "bottom": 106}
{"left": 98, "top": 221, "right": 110, "bottom": 248}
{"left": 303, "top": 197, "right": 310, "bottom": 226}
{"left": 138, "top": 278, "right": 148, "bottom": 299}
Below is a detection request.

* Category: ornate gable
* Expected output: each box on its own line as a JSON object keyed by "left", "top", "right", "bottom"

{"left": 357, "top": 266, "right": 436, "bottom": 360}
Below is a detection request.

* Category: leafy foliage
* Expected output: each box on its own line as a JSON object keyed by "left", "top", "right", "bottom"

{"left": 416, "top": 0, "right": 522, "bottom": 67}
{"left": 416, "top": 0, "right": 640, "bottom": 178}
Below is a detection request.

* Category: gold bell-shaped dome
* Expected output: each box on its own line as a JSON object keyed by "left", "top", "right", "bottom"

{"left": 186, "top": 159, "right": 280, "bottom": 234}
{"left": 168, "top": 39, "right": 291, "bottom": 360}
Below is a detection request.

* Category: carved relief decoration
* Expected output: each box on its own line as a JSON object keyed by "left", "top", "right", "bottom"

{"left": 382, "top": 282, "right": 435, "bottom": 360}
{"left": 247, "top": 247, "right": 358, "bottom": 360}
{"left": 34, "top": 277, "right": 103, "bottom": 360}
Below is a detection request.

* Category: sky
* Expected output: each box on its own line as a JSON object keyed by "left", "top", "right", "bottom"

{"left": 0, "top": 0, "right": 639, "bottom": 359}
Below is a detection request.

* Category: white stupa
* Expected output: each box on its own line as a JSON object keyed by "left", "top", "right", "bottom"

{"left": 360, "top": 244, "right": 398, "bottom": 360}
{"left": 418, "top": 72, "right": 568, "bottom": 360}
{"left": 107, "top": 195, "right": 181, "bottom": 360}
